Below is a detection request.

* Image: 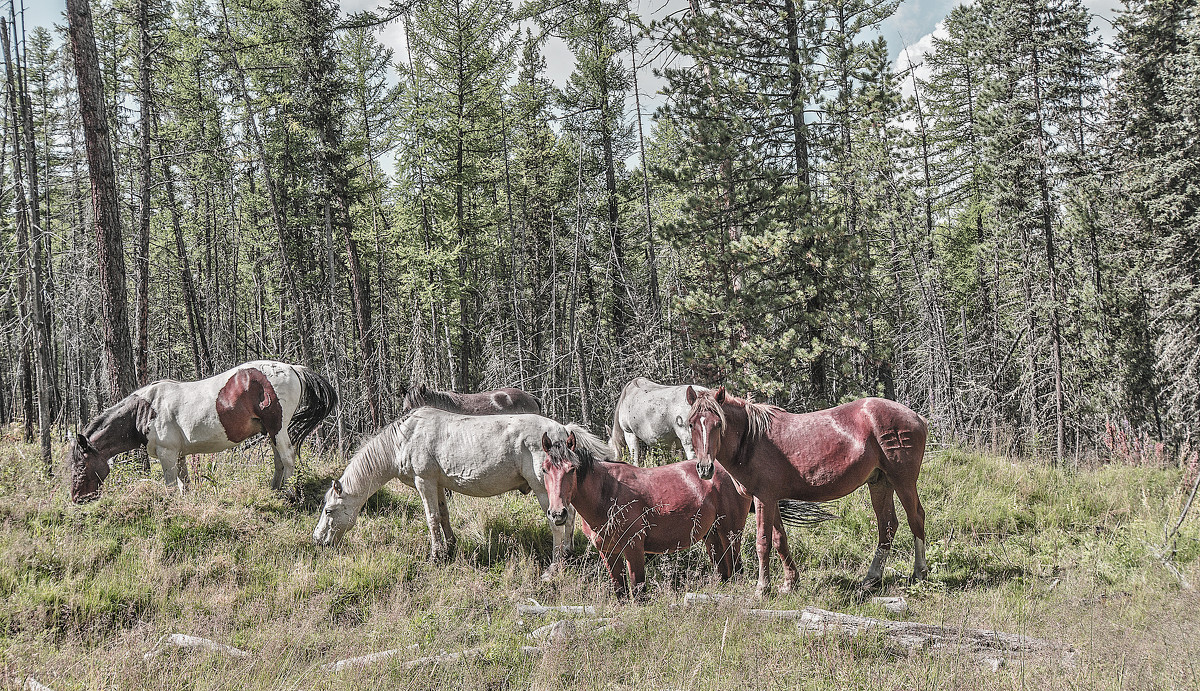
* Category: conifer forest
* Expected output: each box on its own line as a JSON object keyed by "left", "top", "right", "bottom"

{"left": 1, "top": 0, "right": 1198, "bottom": 469}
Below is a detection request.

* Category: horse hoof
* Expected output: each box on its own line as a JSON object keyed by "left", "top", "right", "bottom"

{"left": 754, "top": 584, "right": 769, "bottom": 600}
{"left": 777, "top": 581, "right": 795, "bottom": 594}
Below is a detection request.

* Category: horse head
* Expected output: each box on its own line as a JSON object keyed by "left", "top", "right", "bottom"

{"left": 686, "top": 385, "right": 728, "bottom": 480}
{"left": 540, "top": 431, "right": 579, "bottom": 526}
{"left": 313, "top": 477, "right": 359, "bottom": 546}
{"left": 68, "top": 433, "right": 110, "bottom": 504}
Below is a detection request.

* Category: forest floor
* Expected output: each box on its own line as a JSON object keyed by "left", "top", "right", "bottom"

{"left": 0, "top": 429, "right": 1198, "bottom": 690}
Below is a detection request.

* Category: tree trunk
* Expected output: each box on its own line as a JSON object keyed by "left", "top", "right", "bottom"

{"left": 65, "top": 0, "right": 138, "bottom": 402}
{"left": 3, "top": 18, "right": 54, "bottom": 473}
{"left": 134, "top": 0, "right": 153, "bottom": 385}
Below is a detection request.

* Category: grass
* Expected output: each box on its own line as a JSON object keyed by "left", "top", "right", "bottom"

{"left": 0, "top": 429, "right": 1198, "bottom": 689}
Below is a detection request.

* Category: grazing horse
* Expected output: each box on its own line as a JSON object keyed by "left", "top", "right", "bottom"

{"left": 686, "top": 387, "right": 929, "bottom": 596}
{"left": 542, "top": 446, "right": 752, "bottom": 596}
{"left": 69, "top": 360, "right": 337, "bottom": 503}
{"left": 312, "top": 409, "right": 610, "bottom": 574}
{"left": 610, "top": 377, "right": 708, "bottom": 465}
{"left": 401, "top": 382, "right": 541, "bottom": 415}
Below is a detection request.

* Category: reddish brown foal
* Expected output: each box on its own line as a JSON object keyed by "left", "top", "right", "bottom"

{"left": 686, "top": 387, "right": 929, "bottom": 596}
{"left": 541, "top": 432, "right": 752, "bottom": 597}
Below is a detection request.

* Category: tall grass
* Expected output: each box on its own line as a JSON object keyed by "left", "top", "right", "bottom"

{"left": 0, "top": 435, "right": 1197, "bottom": 689}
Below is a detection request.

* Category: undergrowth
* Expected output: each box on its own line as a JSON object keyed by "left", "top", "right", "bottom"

{"left": 0, "top": 434, "right": 1197, "bottom": 689}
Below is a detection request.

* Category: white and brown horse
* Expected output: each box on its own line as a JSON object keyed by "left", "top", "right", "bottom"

{"left": 69, "top": 360, "right": 337, "bottom": 502}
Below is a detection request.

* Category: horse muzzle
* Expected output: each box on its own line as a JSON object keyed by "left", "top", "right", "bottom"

{"left": 547, "top": 509, "right": 568, "bottom": 526}
{"left": 697, "top": 460, "right": 715, "bottom": 481}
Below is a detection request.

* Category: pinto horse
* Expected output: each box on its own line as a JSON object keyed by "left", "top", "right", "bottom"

{"left": 542, "top": 444, "right": 752, "bottom": 596}
{"left": 69, "top": 360, "right": 337, "bottom": 503}
{"left": 686, "top": 387, "right": 929, "bottom": 596}
{"left": 401, "top": 382, "right": 541, "bottom": 415}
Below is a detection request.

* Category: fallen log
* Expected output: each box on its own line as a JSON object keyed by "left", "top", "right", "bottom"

{"left": 324, "top": 644, "right": 420, "bottom": 672}
{"left": 143, "top": 634, "right": 250, "bottom": 662}
{"left": 797, "top": 606, "right": 1074, "bottom": 665}
{"left": 400, "top": 647, "right": 485, "bottom": 669}
{"left": 528, "top": 618, "right": 613, "bottom": 644}
{"left": 516, "top": 603, "right": 597, "bottom": 622}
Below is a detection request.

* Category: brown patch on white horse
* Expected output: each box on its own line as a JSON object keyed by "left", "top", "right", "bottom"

{"left": 216, "top": 367, "right": 283, "bottom": 443}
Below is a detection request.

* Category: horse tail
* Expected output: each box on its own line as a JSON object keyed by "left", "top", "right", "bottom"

{"left": 609, "top": 382, "right": 631, "bottom": 458}
{"left": 777, "top": 499, "right": 836, "bottom": 528}
{"left": 289, "top": 366, "right": 338, "bottom": 448}
{"left": 566, "top": 423, "right": 616, "bottom": 462}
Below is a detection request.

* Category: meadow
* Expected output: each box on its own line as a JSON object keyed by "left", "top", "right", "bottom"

{"left": 1, "top": 430, "right": 1197, "bottom": 690}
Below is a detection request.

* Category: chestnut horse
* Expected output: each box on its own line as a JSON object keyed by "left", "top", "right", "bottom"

{"left": 401, "top": 382, "right": 541, "bottom": 415}
{"left": 686, "top": 387, "right": 929, "bottom": 596}
{"left": 542, "top": 444, "right": 752, "bottom": 596}
{"left": 69, "top": 361, "right": 336, "bottom": 502}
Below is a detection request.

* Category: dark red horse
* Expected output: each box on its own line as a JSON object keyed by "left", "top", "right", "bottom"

{"left": 541, "top": 432, "right": 752, "bottom": 596}
{"left": 686, "top": 387, "right": 929, "bottom": 596}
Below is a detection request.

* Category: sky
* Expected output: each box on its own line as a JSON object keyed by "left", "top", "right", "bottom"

{"left": 27, "top": 0, "right": 1123, "bottom": 162}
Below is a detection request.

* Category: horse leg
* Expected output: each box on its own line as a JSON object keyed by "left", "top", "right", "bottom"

{"left": 623, "top": 542, "right": 647, "bottom": 598}
{"left": 436, "top": 486, "right": 456, "bottom": 555}
{"left": 624, "top": 431, "right": 640, "bottom": 466}
{"left": 704, "top": 529, "right": 734, "bottom": 581}
{"left": 177, "top": 454, "right": 192, "bottom": 491}
{"left": 414, "top": 476, "right": 449, "bottom": 561}
{"left": 894, "top": 480, "right": 929, "bottom": 580}
{"left": 864, "top": 471, "right": 900, "bottom": 589}
{"left": 764, "top": 501, "right": 799, "bottom": 592}
{"left": 535, "top": 489, "right": 565, "bottom": 580}
{"left": 154, "top": 449, "right": 187, "bottom": 495}
{"left": 563, "top": 506, "right": 577, "bottom": 558}
{"left": 753, "top": 497, "right": 773, "bottom": 598}
{"left": 270, "top": 435, "right": 297, "bottom": 493}
{"left": 600, "top": 548, "right": 627, "bottom": 597}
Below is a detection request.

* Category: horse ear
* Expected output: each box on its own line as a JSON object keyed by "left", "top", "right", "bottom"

{"left": 332, "top": 478, "right": 343, "bottom": 495}
{"left": 715, "top": 386, "right": 727, "bottom": 403}
{"left": 566, "top": 432, "right": 577, "bottom": 450}
{"left": 686, "top": 386, "right": 697, "bottom": 405}
{"left": 541, "top": 432, "right": 553, "bottom": 452}
{"left": 75, "top": 433, "right": 92, "bottom": 452}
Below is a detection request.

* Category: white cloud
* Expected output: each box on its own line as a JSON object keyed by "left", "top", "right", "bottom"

{"left": 893, "top": 21, "right": 948, "bottom": 101}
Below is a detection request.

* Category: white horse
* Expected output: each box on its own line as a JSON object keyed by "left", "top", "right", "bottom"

{"left": 609, "top": 377, "right": 709, "bottom": 465}
{"left": 69, "top": 360, "right": 337, "bottom": 502}
{"left": 312, "top": 408, "right": 612, "bottom": 573}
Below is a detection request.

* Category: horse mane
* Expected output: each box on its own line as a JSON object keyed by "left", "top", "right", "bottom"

{"left": 688, "top": 390, "right": 777, "bottom": 442}
{"left": 565, "top": 423, "right": 616, "bottom": 478}
{"left": 404, "top": 383, "right": 459, "bottom": 412}
{"left": 340, "top": 421, "right": 406, "bottom": 495}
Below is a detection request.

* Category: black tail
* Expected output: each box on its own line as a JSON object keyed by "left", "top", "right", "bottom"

{"left": 289, "top": 366, "right": 338, "bottom": 448}
{"left": 778, "top": 500, "right": 837, "bottom": 527}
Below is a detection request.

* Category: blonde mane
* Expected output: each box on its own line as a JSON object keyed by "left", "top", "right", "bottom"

{"left": 687, "top": 390, "right": 777, "bottom": 442}
{"left": 340, "top": 420, "right": 406, "bottom": 494}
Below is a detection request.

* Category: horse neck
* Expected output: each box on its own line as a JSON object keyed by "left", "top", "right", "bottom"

{"left": 342, "top": 430, "right": 401, "bottom": 499}
{"left": 717, "top": 404, "right": 753, "bottom": 466}
{"left": 568, "top": 461, "right": 616, "bottom": 526}
{"left": 88, "top": 400, "right": 147, "bottom": 461}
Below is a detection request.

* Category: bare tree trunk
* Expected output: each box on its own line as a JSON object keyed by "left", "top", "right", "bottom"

{"left": 134, "top": 0, "right": 152, "bottom": 386}
{"left": 3, "top": 18, "right": 53, "bottom": 473}
{"left": 65, "top": 0, "right": 138, "bottom": 402}
{"left": 218, "top": 0, "right": 313, "bottom": 363}
{"left": 626, "top": 10, "right": 659, "bottom": 319}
